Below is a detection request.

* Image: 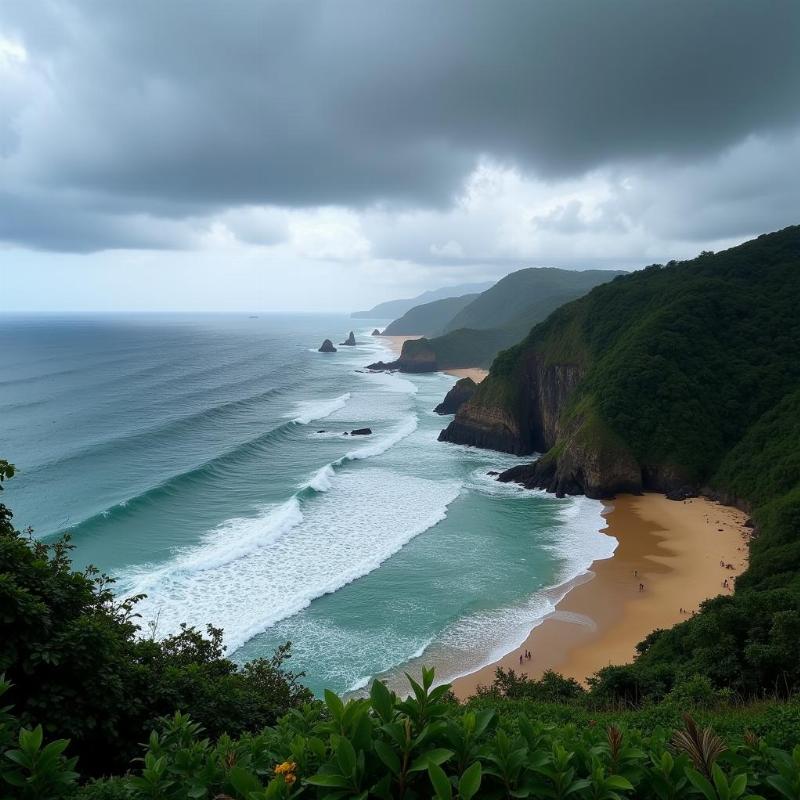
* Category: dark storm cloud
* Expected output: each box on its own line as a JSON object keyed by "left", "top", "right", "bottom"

{"left": 1, "top": 0, "right": 799, "bottom": 251}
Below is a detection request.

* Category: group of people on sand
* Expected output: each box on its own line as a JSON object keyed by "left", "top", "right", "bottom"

{"left": 518, "top": 649, "right": 532, "bottom": 666}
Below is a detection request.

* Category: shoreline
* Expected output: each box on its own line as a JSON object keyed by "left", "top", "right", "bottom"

{"left": 377, "top": 334, "right": 489, "bottom": 383}
{"left": 451, "top": 492, "right": 750, "bottom": 699}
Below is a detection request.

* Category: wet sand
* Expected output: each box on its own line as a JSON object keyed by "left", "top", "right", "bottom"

{"left": 452, "top": 493, "right": 750, "bottom": 699}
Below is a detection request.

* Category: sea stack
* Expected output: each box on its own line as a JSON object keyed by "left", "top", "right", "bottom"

{"left": 318, "top": 339, "right": 337, "bottom": 352}
{"left": 371, "top": 329, "right": 381, "bottom": 336}
{"left": 434, "top": 377, "right": 477, "bottom": 415}
{"left": 340, "top": 331, "right": 357, "bottom": 346}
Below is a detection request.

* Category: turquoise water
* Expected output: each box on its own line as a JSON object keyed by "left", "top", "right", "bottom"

{"left": 1, "top": 313, "right": 613, "bottom": 694}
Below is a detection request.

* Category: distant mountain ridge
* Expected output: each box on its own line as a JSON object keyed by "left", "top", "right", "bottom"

{"left": 382, "top": 293, "right": 479, "bottom": 336}
{"left": 351, "top": 281, "right": 494, "bottom": 319}
{"left": 372, "top": 267, "right": 626, "bottom": 372}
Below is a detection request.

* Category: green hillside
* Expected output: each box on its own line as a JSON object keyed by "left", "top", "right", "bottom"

{"left": 442, "top": 267, "right": 628, "bottom": 337}
{"left": 382, "top": 293, "right": 479, "bottom": 336}
{"left": 382, "top": 267, "right": 625, "bottom": 372}
{"left": 442, "top": 225, "right": 800, "bottom": 698}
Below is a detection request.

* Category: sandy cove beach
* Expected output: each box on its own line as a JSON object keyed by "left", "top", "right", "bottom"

{"left": 451, "top": 493, "right": 750, "bottom": 699}
{"left": 378, "top": 334, "right": 489, "bottom": 383}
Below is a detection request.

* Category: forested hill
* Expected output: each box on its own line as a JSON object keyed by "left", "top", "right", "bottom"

{"left": 374, "top": 267, "right": 625, "bottom": 372}
{"left": 382, "top": 292, "right": 479, "bottom": 336}
{"left": 440, "top": 225, "right": 800, "bottom": 696}
{"left": 441, "top": 267, "right": 628, "bottom": 339}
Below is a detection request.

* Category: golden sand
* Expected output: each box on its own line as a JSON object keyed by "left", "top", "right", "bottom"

{"left": 451, "top": 493, "right": 750, "bottom": 699}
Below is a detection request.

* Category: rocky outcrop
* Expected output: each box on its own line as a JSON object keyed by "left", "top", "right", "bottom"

{"left": 367, "top": 338, "right": 438, "bottom": 373}
{"left": 350, "top": 427, "right": 372, "bottom": 436}
{"left": 496, "top": 420, "right": 642, "bottom": 499}
{"left": 434, "top": 377, "right": 477, "bottom": 415}
{"left": 340, "top": 331, "right": 357, "bottom": 346}
{"left": 439, "top": 355, "right": 584, "bottom": 454}
{"left": 439, "top": 352, "right": 646, "bottom": 497}
{"left": 319, "top": 339, "right": 337, "bottom": 352}
{"left": 372, "top": 329, "right": 381, "bottom": 335}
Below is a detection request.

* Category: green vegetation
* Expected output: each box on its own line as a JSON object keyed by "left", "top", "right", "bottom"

{"left": 402, "top": 329, "right": 515, "bottom": 370}
{"left": 4, "top": 231, "right": 800, "bottom": 794}
{"left": 0, "top": 461, "right": 310, "bottom": 777}
{"left": 382, "top": 294, "right": 479, "bottom": 337}
{"left": 469, "top": 226, "right": 800, "bottom": 702}
{"left": 442, "top": 268, "right": 627, "bottom": 339}
{"left": 2, "top": 665, "right": 800, "bottom": 799}
{"left": 394, "top": 268, "right": 625, "bottom": 370}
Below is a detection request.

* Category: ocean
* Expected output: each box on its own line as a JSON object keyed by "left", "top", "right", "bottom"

{"left": 0, "top": 313, "right": 615, "bottom": 694}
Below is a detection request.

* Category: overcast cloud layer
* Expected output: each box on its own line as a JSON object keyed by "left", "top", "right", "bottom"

{"left": 1, "top": 0, "right": 799, "bottom": 310}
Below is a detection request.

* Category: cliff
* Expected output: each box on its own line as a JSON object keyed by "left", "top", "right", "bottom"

{"left": 439, "top": 226, "right": 800, "bottom": 500}
{"left": 433, "top": 377, "right": 477, "bottom": 415}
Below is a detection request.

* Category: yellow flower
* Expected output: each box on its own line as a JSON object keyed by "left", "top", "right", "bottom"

{"left": 273, "top": 760, "right": 298, "bottom": 786}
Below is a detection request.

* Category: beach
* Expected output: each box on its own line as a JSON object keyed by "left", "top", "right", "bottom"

{"left": 378, "top": 334, "right": 489, "bottom": 383}
{"left": 451, "top": 492, "right": 750, "bottom": 699}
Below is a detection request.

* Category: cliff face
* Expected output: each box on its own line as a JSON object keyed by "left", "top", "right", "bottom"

{"left": 438, "top": 355, "right": 585, "bottom": 456}
{"left": 434, "top": 377, "right": 477, "bottom": 415}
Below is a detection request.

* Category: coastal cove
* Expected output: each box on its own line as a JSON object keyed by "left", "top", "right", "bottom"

{"left": 2, "top": 313, "right": 609, "bottom": 696}
{"left": 451, "top": 493, "right": 750, "bottom": 698}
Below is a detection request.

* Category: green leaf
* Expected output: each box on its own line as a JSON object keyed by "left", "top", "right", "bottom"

{"left": 228, "top": 766, "right": 262, "bottom": 795}
{"left": 458, "top": 761, "right": 482, "bottom": 800}
{"left": 410, "top": 748, "right": 454, "bottom": 772}
{"left": 336, "top": 736, "right": 357, "bottom": 777}
{"left": 428, "top": 761, "right": 453, "bottom": 800}
{"left": 325, "top": 688, "right": 344, "bottom": 720}
{"left": 767, "top": 775, "right": 797, "bottom": 800}
{"left": 373, "top": 740, "right": 401, "bottom": 776}
{"left": 686, "top": 768, "right": 719, "bottom": 800}
{"left": 370, "top": 679, "right": 393, "bottom": 721}
{"left": 306, "top": 773, "right": 351, "bottom": 788}
{"left": 606, "top": 774, "right": 635, "bottom": 790}
{"left": 729, "top": 773, "right": 748, "bottom": 798}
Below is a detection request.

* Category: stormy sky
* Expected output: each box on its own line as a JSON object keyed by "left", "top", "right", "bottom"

{"left": 1, "top": 1, "right": 799, "bottom": 311}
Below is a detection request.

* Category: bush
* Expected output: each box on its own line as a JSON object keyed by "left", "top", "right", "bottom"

{"left": 0, "top": 462, "right": 311, "bottom": 775}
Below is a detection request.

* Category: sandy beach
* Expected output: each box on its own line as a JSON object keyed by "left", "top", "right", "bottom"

{"left": 377, "top": 334, "right": 488, "bottom": 383}
{"left": 452, "top": 493, "right": 750, "bottom": 699}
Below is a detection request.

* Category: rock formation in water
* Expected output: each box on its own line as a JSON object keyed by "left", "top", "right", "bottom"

{"left": 318, "top": 339, "right": 337, "bottom": 352}
{"left": 340, "top": 331, "right": 356, "bottom": 346}
{"left": 434, "top": 377, "right": 477, "bottom": 415}
{"left": 371, "top": 329, "right": 381, "bottom": 335}
{"left": 350, "top": 427, "right": 372, "bottom": 436}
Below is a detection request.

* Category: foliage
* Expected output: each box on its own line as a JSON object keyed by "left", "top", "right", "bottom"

{"left": 471, "top": 226, "right": 800, "bottom": 701}
{"left": 1, "top": 669, "right": 797, "bottom": 799}
{"left": 402, "top": 268, "right": 625, "bottom": 370}
{"left": 0, "top": 464, "right": 311, "bottom": 776}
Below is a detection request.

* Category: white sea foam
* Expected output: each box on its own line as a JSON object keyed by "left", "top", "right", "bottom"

{"left": 126, "top": 467, "right": 462, "bottom": 652}
{"left": 288, "top": 392, "right": 351, "bottom": 424}
{"left": 304, "top": 464, "right": 335, "bottom": 492}
{"left": 369, "top": 492, "right": 615, "bottom": 691}
{"left": 341, "top": 415, "right": 418, "bottom": 461}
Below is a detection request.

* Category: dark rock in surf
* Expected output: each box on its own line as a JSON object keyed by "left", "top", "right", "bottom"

{"left": 372, "top": 329, "right": 381, "bottom": 335}
{"left": 319, "top": 339, "right": 337, "bottom": 352}
{"left": 350, "top": 427, "right": 372, "bottom": 436}
{"left": 434, "top": 377, "right": 477, "bottom": 415}
{"left": 340, "top": 331, "right": 357, "bottom": 346}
